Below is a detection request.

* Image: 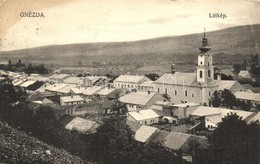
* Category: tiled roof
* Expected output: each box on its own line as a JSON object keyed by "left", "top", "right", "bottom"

{"left": 163, "top": 132, "right": 191, "bottom": 150}
{"left": 82, "top": 86, "right": 103, "bottom": 96}
{"left": 155, "top": 72, "right": 198, "bottom": 87}
{"left": 45, "top": 83, "right": 68, "bottom": 92}
{"left": 238, "top": 70, "right": 251, "bottom": 77}
{"left": 119, "top": 91, "right": 157, "bottom": 105}
{"left": 234, "top": 91, "right": 260, "bottom": 102}
{"left": 190, "top": 106, "right": 253, "bottom": 120}
{"left": 70, "top": 87, "right": 87, "bottom": 94}
{"left": 126, "top": 120, "right": 142, "bottom": 133}
{"left": 60, "top": 95, "right": 84, "bottom": 103}
{"left": 20, "top": 80, "right": 37, "bottom": 87}
{"left": 65, "top": 117, "right": 100, "bottom": 133}
{"left": 139, "top": 80, "right": 154, "bottom": 87}
{"left": 114, "top": 75, "right": 148, "bottom": 83}
{"left": 128, "top": 109, "right": 160, "bottom": 121}
{"left": 97, "top": 87, "right": 115, "bottom": 96}
{"left": 135, "top": 125, "right": 158, "bottom": 143}
{"left": 206, "top": 115, "right": 222, "bottom": 124}
{"left": 218, "top": 80, "right": 244, "bottom": 91}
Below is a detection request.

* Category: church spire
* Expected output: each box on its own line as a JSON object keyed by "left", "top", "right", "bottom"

{"left": 199, "top": 28, "right": 211, "bottom": 53}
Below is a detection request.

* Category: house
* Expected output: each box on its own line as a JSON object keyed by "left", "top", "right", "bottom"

{"left": 238, "top": 70, "right": 251, "bottom": 78}
{"left": 48, "top": 74, "right": 70, "bottom": 83}
{"left": 27, "top": 74, "right": 49, "bottom": 82}
{"left": 64, "top": 117, "right": 100, "bottom": 134}
{"left": 190, "top": 106, "right": 254, "bottom": 130}
{"left": 127, "top": 109, "right": 161, "bottom": 125}
{"left": 35, "top": 82, "right": 52, "bottom": 93}
{"left": 150, "top": 101, "right": 171, "bottom": 116}
{"left": 60, "top": 95, "right": 85, "bottom": 106}
{"left": 63, "top": 77, "right": 92, "bottom": 87}
{"left": 134, "top": 125, "right": 158, "bottom": 143}
{"left": 218, "top": 80, "right": 245, "bottom": 92}
{"left": 119, "top": 91, "right": 167, "bottom": 111}
{"left": 86, "top": 76, "right": 109, "bottom": 86}
{"left": 82, "top": 86, "right": 103, "bottom": 102}
{"left": 234, "top": 91, "right": 260, "bottom": 107}
{"left": 96, "top": 87, "right": 124, "bottom": 99}
{"left": 171, "top": 103, "right": 200, "bottom": 119}
{"left": 113, "top": 74, "right": 150, "bottom": 91}
{"left": 70, "top": 87, "right": 87, "bottom": 95}
{"left": 32, "top": 98, "right": 54, "bottom": 104}
{"left": 138, "top": 80, "right": 154, "bottom": 91}
{"left": 154, "top": 33, "right": 219, "bottom": 106}
{"left": 26, "top": 81, "right": 48, "bottom": 94}
{"left": 19, "top": 80, "right": 37, "bottom": 91}
{"left": 45, "top": 83, "right": 76, "bottom": 95}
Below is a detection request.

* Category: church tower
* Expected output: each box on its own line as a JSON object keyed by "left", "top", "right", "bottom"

{"left": 196, "top": 29, "right": 214, "bottom": 84}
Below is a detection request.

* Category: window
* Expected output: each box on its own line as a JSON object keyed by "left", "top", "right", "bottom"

{"left": 165, "top": 88, "right": 167, "bottom": 94}
{"left": 200, "top": 61, "right": 203, "bottom": 65}
{"left": 200, "top": 71, "right": 203, "bottom": 78}
{"left": 175, "top": 90, "right": 177, "bottom": 96}
{"left": 185, "top": 90, "right": 188, "bottom": 97}
{"left": 158, "top": 88, "right": 160, "bottom": 92}
{"left": 209, "top": 91, "right": 211, "bottom": 96}
{"left": 208, "top": 70, "right": 211, "bottom": 78}
{"left": 208, "top": 62, "right": 209, "bottom": 66}
{"left": 192, "top": 93, "right": 194, "bottom": 98}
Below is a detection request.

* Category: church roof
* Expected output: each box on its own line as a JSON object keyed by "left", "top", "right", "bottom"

{"left": 154, "top": 72, "right": 199, "bottom": 87}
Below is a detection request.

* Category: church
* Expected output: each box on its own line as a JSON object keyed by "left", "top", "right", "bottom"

{"left": 154, "top": 31, "right": 219, "bottom": 106}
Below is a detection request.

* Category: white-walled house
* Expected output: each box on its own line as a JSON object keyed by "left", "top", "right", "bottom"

{"left": 113, "top": 74, "right": 150, "bottom": 91}
{"left": 60, "top": 95, "right": 85, "bottom": 106}
{"left": 190, "top": 106, "right": 254, "bottom": 130}
{"left": 127, "top": 109, "right": 160, "bottom": 125}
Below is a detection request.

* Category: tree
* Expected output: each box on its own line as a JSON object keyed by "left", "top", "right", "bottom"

{"left": 210, "top": 91, "right": 221, "bottom": 107}
{"left": 221, "top": 89, "right": 236, "bottom": 109}
{"left": 208, "top": 113, "right": 260, "bottom": 164}
{"left": 233, "top": 63, "right": 242, "bottom": 75}
{"left": 145, "top": 73, "right": 159, "bottom": 81}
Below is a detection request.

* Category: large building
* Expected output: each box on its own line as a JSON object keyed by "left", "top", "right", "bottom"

{"left": 154, "top": 31, "right": 219, "bottom": 105}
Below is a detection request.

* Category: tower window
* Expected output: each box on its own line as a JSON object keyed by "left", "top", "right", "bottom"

{"left": 192, "top": 93, "right": 195, "bottom": 98}
{"left": 208, "top": 70, "right": 211, "bottom": 78}
{"left": 208, "top": 62, "right": 209, "bottom": 66}
{"left": 200, "top": 71, "right": 203, "bottom": 78}
{"left": 200, "top": 61, "right": 203, "bottom": 65}
{"left": 201, "top": 55, "right": 202, "bottom": 57}
{"left": 185, "top": 90, "right": 188, "bottom": 97}
{"left": 209, "top": 91, "right": 211, "bottom": 96}
{"left": 158, "top": 88, "right": 160, "bottom": 92}
{"left": 165, "top": 88, "right": 167, "bottom": 94}
{"left": 175, "top": 90, "right": 177, "bottom": 96}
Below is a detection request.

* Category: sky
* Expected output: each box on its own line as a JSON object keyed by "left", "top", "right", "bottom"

{"left": 0, "top": 0, "right": 260, "bottom": 51}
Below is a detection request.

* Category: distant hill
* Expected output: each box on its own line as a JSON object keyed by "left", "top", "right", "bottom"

{"left": 0, "top": 24, "right": 259, "bottom": 66}
{"left": 0, "top": 121, "right": 87, "bottom": 163}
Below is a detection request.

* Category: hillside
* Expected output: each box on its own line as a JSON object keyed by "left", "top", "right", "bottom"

{"left": 0, "top": 121, "right": 87, "bottom": 163}
{"left": 0, "top": 24, "right": 259, "bottom": 66}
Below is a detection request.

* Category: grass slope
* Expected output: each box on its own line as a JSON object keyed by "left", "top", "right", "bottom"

{"left": 0, "top": 121, "right": 87, "bottom": 164}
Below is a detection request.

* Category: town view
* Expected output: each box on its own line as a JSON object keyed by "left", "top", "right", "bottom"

{"left": 0, "top": 0, "right": 260, "bottom": 164}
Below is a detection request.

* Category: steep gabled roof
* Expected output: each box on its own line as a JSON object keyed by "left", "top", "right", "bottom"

{"left": 135, "top": 125, "right": 158, "bottom": 143}
{"left": 119, "top": 91, "right": 157, "bottom": 105}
